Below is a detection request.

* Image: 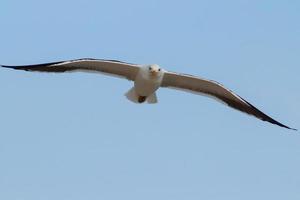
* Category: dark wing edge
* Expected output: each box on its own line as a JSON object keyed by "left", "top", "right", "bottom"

{"left": 162, "top": 71, "right": 297, "bottom": 131}
{"left": 1, "top": 60, "right": 66, "bottom": 71}
{"left": 1, "top": 58, "right": 141, "bottom": 80}
{"left": 1, "top": 58, "right": 135, "bottom": 72}
{"left": 222, "top": 93, "right": 297, "bottom": 131}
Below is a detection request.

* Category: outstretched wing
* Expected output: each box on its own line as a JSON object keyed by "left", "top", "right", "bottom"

{"left": 2, "top": 58, "right": 140, "bottom": 81}
{"left": 161, "top": 71, "right": 296, "bottom": 130}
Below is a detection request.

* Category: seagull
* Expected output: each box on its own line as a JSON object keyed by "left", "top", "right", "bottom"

{"left": 1, "top": 58, "right": 296, "bottom": 130}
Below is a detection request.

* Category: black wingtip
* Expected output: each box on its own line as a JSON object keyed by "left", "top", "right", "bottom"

{"left": 1, "top": 64, "right": 26, "bottom": 70}
{"left": 274, "top": 120, "right": 297, "bottom": 131}
{"left": 275, "top": 125, "right": 297, "bottom": 131}
{"left": 1, "top": 60, "right": 64, "bottom": 71}
{"left": 238, "top": 96, "right": 297, "bottom": 131}
{"left": 276, "top": 124, "right": 297, "bottom": 131}
{"left": 2, "top": 65, "right": 15, "bottom": 69}
{"left": 289, "top": 127, "right": 298, "bottom": 131}
{"left": 283, "top": 126, "right": 297, "bottom": 131}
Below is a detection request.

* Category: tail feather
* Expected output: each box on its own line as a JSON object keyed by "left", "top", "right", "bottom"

{"left": 125, "top": 87, "right": 139, "bottom": 103}
{"left": 125, "top": 87, "right": 158, "bottom": 104}
{"left": 147, "top": 93, "right": 158, "bottom": 104}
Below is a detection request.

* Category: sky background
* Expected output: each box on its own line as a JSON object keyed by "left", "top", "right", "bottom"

{"left": 0, "top": 0, "right": 299, "bottom": 199}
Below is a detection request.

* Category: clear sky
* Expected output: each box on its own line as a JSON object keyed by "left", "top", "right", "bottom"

{"left": 0, "top": 0, "right": 299, "bottom": 199}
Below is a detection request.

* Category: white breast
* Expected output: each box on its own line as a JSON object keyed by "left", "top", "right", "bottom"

{"left": 133, "top": 68, "right": 163, "bottom": 96}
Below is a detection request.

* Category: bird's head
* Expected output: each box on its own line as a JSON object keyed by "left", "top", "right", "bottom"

{"left": 146, "top": 64, "right": 163, "bottom": 78}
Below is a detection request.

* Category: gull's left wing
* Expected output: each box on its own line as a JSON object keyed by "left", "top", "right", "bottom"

{"left": 2, "top": 58, "right": 140, "bottom": 81}
{"left": 161, "top": 71, "right": 296, "bottom": 130}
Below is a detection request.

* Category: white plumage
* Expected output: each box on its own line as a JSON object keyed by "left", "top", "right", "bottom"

{"left": 1, "top": 58, "right": 296, "bottom": 130}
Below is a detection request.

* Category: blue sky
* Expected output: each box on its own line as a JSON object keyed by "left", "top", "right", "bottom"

{"left": 0, "top": 0, "right": 299, "bottom": 199}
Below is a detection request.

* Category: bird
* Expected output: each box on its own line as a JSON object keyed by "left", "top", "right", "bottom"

{"left": 1, "top": 58, "right": 296, "bottom": 130}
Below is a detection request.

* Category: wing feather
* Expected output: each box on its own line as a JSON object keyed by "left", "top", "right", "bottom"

{"left": 2, "top": 58, "right": 140, "bottom": 81}
{"left": 161, "top": 71, "right": 296, "bottom": 130}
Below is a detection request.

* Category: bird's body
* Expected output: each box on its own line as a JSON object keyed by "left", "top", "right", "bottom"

{"left": 131, "top": 64, "right": 164, "bottom": 103}
{"left": 134, "top": 68, "right": 160, "bottom": 97}
{"left": 1, "top": 58, "right": 296, "bottom": 130}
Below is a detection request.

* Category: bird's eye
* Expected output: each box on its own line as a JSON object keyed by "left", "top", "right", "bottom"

{"left": 149, "top": 67, "right": 152, "bottom": 70}
{"left": 158, "top": 68, "right": 161, "bottom": 71}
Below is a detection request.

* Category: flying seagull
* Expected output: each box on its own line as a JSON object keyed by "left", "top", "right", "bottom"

{"left": 1, "top": 58, "right": 296, "bottom": 130}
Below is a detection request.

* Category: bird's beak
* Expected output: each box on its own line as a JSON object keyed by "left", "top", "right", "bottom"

{"left": 150, "top": 69, "right": 158, "bottom": 76}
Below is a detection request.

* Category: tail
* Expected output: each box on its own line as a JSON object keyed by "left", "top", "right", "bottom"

{"left": 125, "top": 87, "right": 158, "bottom": 104}
{"left": 147, "top": 92, "right": 158, "bottom": 104}
{"left": 125, "top": 87, "right": 139, "bottom": 103}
